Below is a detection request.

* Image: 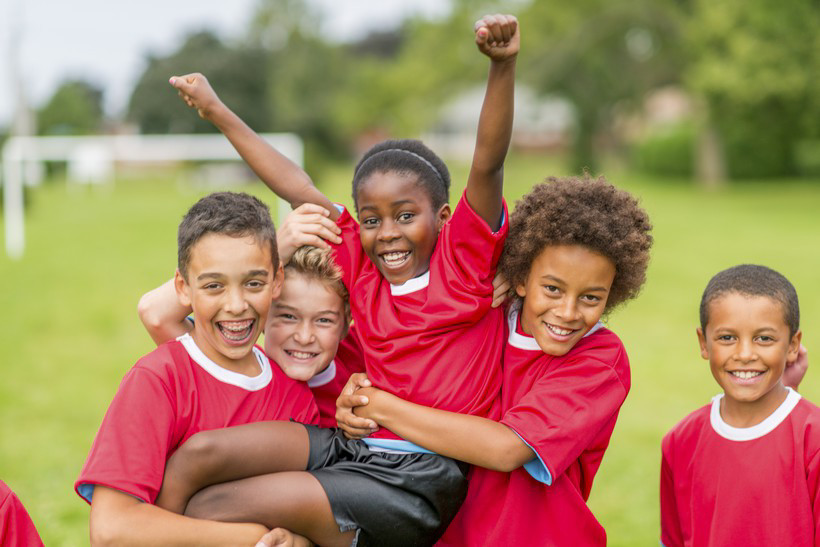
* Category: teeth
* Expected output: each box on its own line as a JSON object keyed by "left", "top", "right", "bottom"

{"left": 218, "top": 319, "right": 253, "bottom": 341}
{"left": 382, "top": 251, "right": 409, "bottom": 266}
{"left": 731, "top": 370, "right": 763, "bottom": 379}
{"left": 547, "top": 324, "right": 573, "bottom": 336}
{"left": 286, "top": 350, "right": 317, "bottom": 359}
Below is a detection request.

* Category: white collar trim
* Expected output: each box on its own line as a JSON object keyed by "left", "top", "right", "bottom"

{"left": 307, "top": 360, "right": 337, "bottom": 388}
{"left": 390, "top": 270, "right": 430, "bottom": 296}
{"left": 506, "top": 306, "right": 603, "bottom": 351}
{"left": 177, "top": 333, "right": 272, "bottom": 391}
{"left": 710, "top": 387, "right": 801, "bottom": 441}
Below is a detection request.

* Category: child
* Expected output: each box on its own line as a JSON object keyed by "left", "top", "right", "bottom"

{"left": 660, "top": 264, "right": 818, "bottom": 547}
{"left": 154, "top": 14, "right": 519, "bottom": 546}
{"left": 139, "top": 204, "right": 363, "bottom": 427}
{"left": 337, "top": 174, "right": 654, "bottom": 546}
{"left": 74, "top": 192, "right": 318, "bottom": 545}
{"left": 1, "top": 480, "right": 44, "bottom": 546}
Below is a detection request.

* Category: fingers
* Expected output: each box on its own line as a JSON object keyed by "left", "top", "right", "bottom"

{"left": 475, "top": 14, "right": 517, "bottom": 46}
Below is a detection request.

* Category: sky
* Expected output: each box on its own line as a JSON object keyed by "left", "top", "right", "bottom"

{"left": 0, "top": 0, "right": 449, "bottom": 129}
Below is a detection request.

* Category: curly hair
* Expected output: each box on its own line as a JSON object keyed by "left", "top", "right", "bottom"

{"left": 352, "top": 139, "right": 451, "bottom": 212}
{"left": 285, "top": 246, "right": 351, "bottom": 331}
{"left": 501, "top": 174, "right": 653, "bottom": 312}
{"left": 699, "top": 264, "right": 799, "bottom": 336}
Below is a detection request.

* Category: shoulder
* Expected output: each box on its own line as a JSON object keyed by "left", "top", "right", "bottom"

{"left": 663, "top": 404, "right": 712, "bottom": 451}
{"left": 564, "top": 327, "right": 630, "bottom": 384}
{"left": 131, "top": 340, "right": 191, "bottom": 382}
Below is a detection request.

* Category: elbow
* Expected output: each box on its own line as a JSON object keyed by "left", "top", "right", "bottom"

{"left": 487, "top": 438, "right": 532, "bottom": 473}
{"left": 90, "top": 514, "right": 126, "bottom": 547}
{"left": 137, "top": 294, "right": 161, "bottom": 332}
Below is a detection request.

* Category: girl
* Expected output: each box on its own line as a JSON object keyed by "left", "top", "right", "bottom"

{"left": 156, "top": 14, "right": 520, "bottom": 546}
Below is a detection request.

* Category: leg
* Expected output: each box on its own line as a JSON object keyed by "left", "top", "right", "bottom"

{"left": 185, "top": 471, "right": 355, "bottom": 547}
{"left": 156, "top": 421, "right": 309, "bottom": 514}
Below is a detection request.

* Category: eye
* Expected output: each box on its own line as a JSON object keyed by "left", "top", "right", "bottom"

{"left": 756, "top": 335, "right": 775, "bottom": 343}
{"left": 246, "top": 279, "right": 266, "bottom": 289}
{"left": 203, "top": 282, "right": 223, "bottom": 290}
{"left": 278, "top": 313, "right": 297, "bottom": 321}
{"left": 397, "top": 212, "right": 414, "bottom": 223}
{"left": 542, "top": 285, "right": 560, "bottom": 295}
{"left": 717, "top": 334, "right": 735, "bottom": 342}
{"left": 580, "top": 294, "right": 602, "bottom": 304}
{"left": 316, "top": 317, "right": 336, "bottom": 326}
{"left": 361, "top": 217, "right": 379, "bottom": 227}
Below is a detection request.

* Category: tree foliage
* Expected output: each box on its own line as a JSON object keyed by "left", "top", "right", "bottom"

{"left": 38, "top": 79, "right": 105, "bottom": 135}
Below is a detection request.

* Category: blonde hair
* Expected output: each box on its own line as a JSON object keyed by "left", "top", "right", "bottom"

{"left": 284, "top": 246, "right": 351, "bottom": 330}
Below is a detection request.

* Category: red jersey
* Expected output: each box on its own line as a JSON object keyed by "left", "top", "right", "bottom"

{"left": 440, "top": 307, "right": 630, "bottom": 546}
{"left": 330, "top": 193, "right": 507, "bottom": 442}
{"left": 308, "top": 330, "right": 365, "bottom": 427}
{"left": 0, "top": 481, "right": 43, "bottom": 547}
{"left": 75, "top": 333, "right": 318, "bottom": 504}
{"left": 660, "top": 389, "right": 820, "bottom": 547}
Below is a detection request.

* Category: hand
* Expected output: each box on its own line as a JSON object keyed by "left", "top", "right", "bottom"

{"left": 336, "top": 373, "right": 379, "bottom": 439}
{"left": 474, "top": 14, "right": 520, "bottom": 62}
{"left": 256, "top": 527, "right": 312, "bottom": 547}
{"left": 491, "top": 271, "right": 511, "bottom": 308}
{"left": 169, "top": 72, "right": 223, "bottom": 121}
{"left": 783, "top": 344, "right": 808, "bottom": 391}
{"left": 276, "top": 203, "right": 342, "bottom": 264}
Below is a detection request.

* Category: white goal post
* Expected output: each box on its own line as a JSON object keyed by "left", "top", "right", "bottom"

{"left": 1, "top": 133, "right": 302, "bottom": 260}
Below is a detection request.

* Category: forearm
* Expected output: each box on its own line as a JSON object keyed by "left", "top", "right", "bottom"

{"left": 137, "top": 279, "right": 192, "bottom": 345}
{"left": 206, "top": 103, "right": 337, "bottom": 217}
{"left": 466, "top": 58, "right": 516, "bottom": 228}
{"left": 362, "top": 389, "right": 533, "bottom": 471}
{"left": 90, "top": 487, "right": 267, "bottom": 547}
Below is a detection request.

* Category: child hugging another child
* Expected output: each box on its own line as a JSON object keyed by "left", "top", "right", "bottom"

{"left": 661, "top": 265, "right": 819, "bottom": 547}
{"left": 146, "top": 13, "right": 520, "bottom": 547}
{"left": 75, "top": 192, "right": 318, "bottom": 546}
{"left": 338, "top": 175, "right": 654, "bottom": 546}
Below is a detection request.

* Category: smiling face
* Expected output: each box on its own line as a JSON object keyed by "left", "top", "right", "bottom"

{"left": 356, "top": 171, "right": 451, "bottom": 285}
{"left": 698, "top": 292, "right": 801, "bottom": 422}
{"left": 264, "top": 272, "right": 347, "bottom": 382}
{"left": 175, "top": 233, "right": 282, "bottom": 375}
{"left": 516, "top": 245, "right": 616, "bottom": 356}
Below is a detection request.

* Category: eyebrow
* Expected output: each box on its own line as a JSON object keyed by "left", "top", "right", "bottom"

{"left": 540, "top": 274, "right": 609, "bottom": 292}
{"left": 196, "top": 269, "right": 269, "bottom": 281}
{"left": 359, "top": 199, "right": 417, "bottom": 212}
{"left": 273, "top": 303, "right": 341, "bottom": 316}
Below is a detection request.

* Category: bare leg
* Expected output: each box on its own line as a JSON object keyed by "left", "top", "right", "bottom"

{"left": 186, "top": 471, "right": 355, "bottom": 547}
{"left": 156, "top": 421, "right": 309, "bottom": 513}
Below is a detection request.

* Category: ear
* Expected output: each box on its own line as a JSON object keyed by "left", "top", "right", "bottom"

{"left": 174, "top": 269, "right": 192, "bottom": 307}
{"left": 696, "top": 327, "right": 709, "bottom": 360}
{"left": 270, "top": 264, "right": 285, "bottom": 301}
{"left": 435, "top": 203, "right": 452, "bottom": 231}
{"left": 787, "top": 329, "right": 803, "bottom": 362}
{"left": 515, "top": 283, "right": 527, "bottom": 298}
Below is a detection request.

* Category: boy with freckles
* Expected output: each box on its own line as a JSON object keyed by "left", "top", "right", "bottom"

{"left": 661, "top": 264, "right": 819, "bottom": 547}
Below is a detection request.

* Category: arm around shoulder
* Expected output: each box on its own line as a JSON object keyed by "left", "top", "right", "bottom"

{"left": 137, "top": 279, "right": 193, "bottom": 345}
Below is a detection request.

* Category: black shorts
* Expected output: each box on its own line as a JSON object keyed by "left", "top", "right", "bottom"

{"left": 304, "top": 425, "right": 469, "bottom": 547}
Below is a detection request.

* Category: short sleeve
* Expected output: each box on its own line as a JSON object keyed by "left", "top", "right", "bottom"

{"left": 75, "top": 367, "right": 177, "bottom": 504}
{"left": 807, "top": 441, "right": 820, "bottom": 545}
{"left": 329, "top": 206, "right": 367, "bottom": 290}
{"left": 440, "top": 192, "right": 508, "bottom": 289}
{"left": 0, "top": 482, "right": 43, "bottom": 547}
{"left": 500, "top": 348, "right": 628, "bottom": 482}
{"left": 660, "top": 434, "right": 683, "bottom": 547}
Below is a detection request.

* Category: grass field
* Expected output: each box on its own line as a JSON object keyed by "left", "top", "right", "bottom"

{"left": 2, "top": 153, "right": 820, "bottom": 545}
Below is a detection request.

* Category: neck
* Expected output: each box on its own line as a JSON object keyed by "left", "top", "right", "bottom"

{"left": 720, "top": 383, "right": 789, "bottom": 428}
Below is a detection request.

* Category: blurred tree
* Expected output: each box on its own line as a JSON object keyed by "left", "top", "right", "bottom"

{"left": 685, "top": 0, "right": 820, "bottom": 179}
{"left": 38, "top": 79, "right": 104, "bottom": 135}
{"left": 519, "top": 0, "right": 685, "bottom": 173}
{"left": 127, "top": 31, "right": 269, "bottom": 134}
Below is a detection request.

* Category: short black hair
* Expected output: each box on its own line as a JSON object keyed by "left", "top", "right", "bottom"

{"left": 352, "top": 139, "right": 450, "bottom": 212}
{"left": 177, "top": 192, "right": 277, "bottom": 280}
{"left": 501, "top": 174, "right": 653, "bottom": 312}
{"left": 700, "top": 264, "right": 800, "bottom": 336}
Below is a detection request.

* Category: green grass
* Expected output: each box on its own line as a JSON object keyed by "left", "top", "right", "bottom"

{"left": 2, "top": 156, "right": 819, "bottom": 545}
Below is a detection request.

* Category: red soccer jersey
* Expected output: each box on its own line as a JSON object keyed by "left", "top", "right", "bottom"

{"left": 308, "top": 330, "right": 365, "bottom": 427}
{"left": 660, "top": 389, "right": 820, "bottom": 547}
{"left": 330, "top": 192, "right": 508, "bottom": 441}
{"left": 0, "top": 481, "right": 44, "bottom": 547}
{"left": 75, "top": 333, "right": 318, "bottom": 504}
{"left": 440, "top": 307, "right": 630, "bottom": 546}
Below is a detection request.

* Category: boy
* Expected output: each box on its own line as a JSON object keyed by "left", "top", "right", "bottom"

{"left": 660, "top": 264, "right": 819, "bottom": 546}
{"left": 74, "top": 192, "right": 318, "bottom": 545}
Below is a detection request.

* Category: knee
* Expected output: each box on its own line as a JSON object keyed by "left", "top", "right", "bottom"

{"left": 175, "top": 430, "right": 223, "bottom": 471}
{"left": 184, "top": 483, "right": 235, "bottom": 521}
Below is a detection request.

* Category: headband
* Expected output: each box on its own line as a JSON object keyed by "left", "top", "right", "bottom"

{"left": 356, "top": 148, "right": 445, "bottom": 187}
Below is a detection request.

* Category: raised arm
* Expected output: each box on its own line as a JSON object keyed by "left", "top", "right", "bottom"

{"left": 89, "top": 486, "right": 269, "bottom": 547}
{"left": 169, "top": 73, "right": 337, "bottom": 219}
{"left": 465, "top": 14, "right": 519, "bottom": 230}
{"left": 137, "top": 279, "right": 193, "bottom": 345}
{"left": 338, "top": 381, "right": 534, "bottom": 472}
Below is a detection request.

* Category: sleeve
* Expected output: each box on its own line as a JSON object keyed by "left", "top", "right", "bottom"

{"left": 500, "top": 346, "right": 628, "bottom": 483}
{"left": 328, "top": 205, "right": 367, "bottom": 291}
{"left": 804, "top": 420, "right": 820, "bottom": 545}
{"left": 0, "top": 482, "right": 44, "bottom": 547}
{"left": 660, "top": 434, "right": 683, "bottom": 547}
{"left": 74, "top": 366, "right": 177, "bottom": 505}
{"left": 289, "top": 383, "right": 320, "bottom": 426}
{"left": 441, "top": 191, "right": 508, "bottom": 290}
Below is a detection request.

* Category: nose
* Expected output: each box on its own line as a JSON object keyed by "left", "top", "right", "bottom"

{"left": 377, "top": 219, "right": 400, "bottom": 242}
{"left": 554, "top": 297, "right": 581, "bottom": 322}
{"left": 224, "top": 287, "right": 248, "bottom": 315}
{"left": 293, "top": 321, "right": 315, "bottom": 344}
{"left": 735, "top": 338, "right": 757, "bottom": 362}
